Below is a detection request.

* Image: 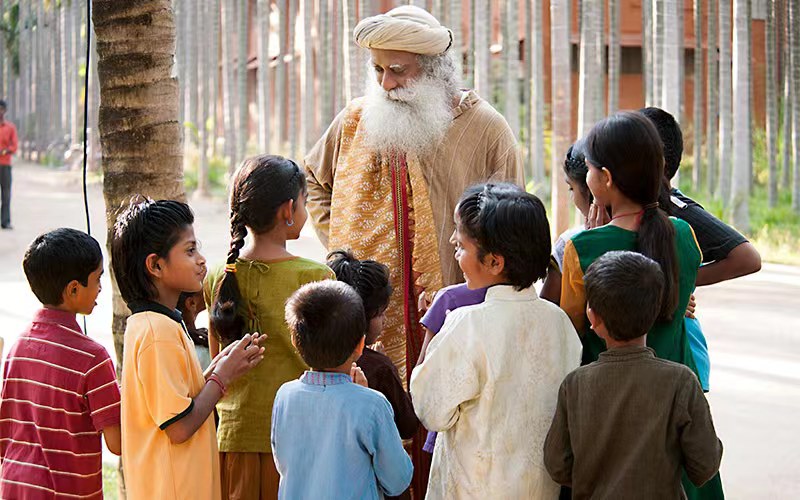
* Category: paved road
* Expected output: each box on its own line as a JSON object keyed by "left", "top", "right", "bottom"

{"left": 0, "top": 162, "right": 797, "bottom": 498}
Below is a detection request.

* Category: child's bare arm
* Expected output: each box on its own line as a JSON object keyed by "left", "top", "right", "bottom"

{"left": 102, "top": 424, "right": 121, "bottom": 456}
{"left": 415, "top": 327, "right": 435, "bottom": 367}
{"left": 696, "top": 241, "right": 761, "bottom": 286}
{"left": 208, "top": 325, "right": 220, "bottom": 357}
{"left": 540, "top": 265, "right": 562, "bottom": 305}
{"left": 164, "top": 334, "right": 265, "bottom": 444}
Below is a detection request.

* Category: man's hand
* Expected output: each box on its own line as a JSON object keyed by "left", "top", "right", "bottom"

{"left": 212, "top": 333, "right": 266, "bottom": 386}
{"left": 350, "top": 362, "right": 368, "bottom": 387}
{"left": 685, "top": 294, "right": 696, "bottom": 319}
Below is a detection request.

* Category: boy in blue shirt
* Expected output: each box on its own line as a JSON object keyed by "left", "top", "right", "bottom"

{"left": 272, "top": 280, "right": 413, "bottom": 499}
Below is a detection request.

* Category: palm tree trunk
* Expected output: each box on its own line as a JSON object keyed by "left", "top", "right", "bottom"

{"left": 449, "top": 0, "right": 463, "bottom": 79}
{"left": 288, "top": 0, "right": 298, "bottom": 159}
{"left": 54, "top": 3, "right": 64, "bottom": 142}
{"left": 473, "top": 0, "right": 489, "bottom": 98}
{"left": 197, "top": 0, "right": 210, "bottom": 197}
{"left": 237, "top": 0, "right": 249, "bottom": 162}
{"left": 653, "top": 0, "right": 664, "bottom": 107}
{"left": 782, "top": 0, "right": 792, "bottom": 188}
{"left": 767, "top": 0, "right": 779, "bottom": 207}
{"left": 257, "top": 0, "right": 271, "bottom": 152}
{"left": 0, "top": 0, "right": 4, "bottom": 96}
{"left": 71, "top": 0, "right": 82, "bottom": 151}
{"left": 210, "top": 0, "right": 220, "bottom": 158}
{"left": 346, "top": 0, "right": 361, "bottom": 102}
{"left": 791, "top": 0, "right": 800, "bottom": 212}
{"left": 175, "top": 0, "right": 185, "bottom": 124}
{"left": 319, "top": 0, "right": 333, "bottom": 127}
{"left": 643, "top": 0, "right": 654, "bottom": 106}
{"left": 503, "top": 0, "right": 519, "bottom": 138}
{"left": 718, "top": 0, "right": 733, "bottom": 204}
{"left": 529, "top": 0, "right": 545, "bottom": 191}
{"left": 707, "top": 0, "right": 718, "bottom": 196}
{"left": 693, "top": 0, "right": 703, "bottom": 190}
{"left": 550, "top": 0, "right": 571, "bottom": 236}
{"left": 276, "top": 0, "right": 287, "bottom": 150}
{"left": 730, "top": 0, "right": 750, "bottom": 230}
{"left": 188, "top": 0, "right": 199, "bottom": 144}
{"left": 335, "top": 0, "right": 345, "bottom": 112}
{"left": 64, "top": 2, "right": 73, "bottom": 145}
{"left": 578, "top": 0, "right": 602, "bottom": 136}
{"left": 608, "top": 0, "right": 620, "bottom": 113}
{"left": 661, "top": 0, "right": 681, "bottom": 183}
{"left": 303, "top": 0, "right": 315, "bottom": 151}
{"left": 91, "top": 0, "right": 185, "bottom": 374}
{"left": 222, "top": 0, "right": 237, "bottom": 172}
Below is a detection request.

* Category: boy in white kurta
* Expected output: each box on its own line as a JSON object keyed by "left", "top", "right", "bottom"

{"left": 410, "top": 183, "right": 582, "bottom": 499}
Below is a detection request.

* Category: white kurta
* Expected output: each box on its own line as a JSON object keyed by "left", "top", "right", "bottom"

{"left": 410, "top": 285, "right": 582, "bottom": 499}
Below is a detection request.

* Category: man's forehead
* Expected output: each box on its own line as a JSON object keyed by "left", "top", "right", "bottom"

{"left": 369, "top": 48, "right": 418, "bottom": 67}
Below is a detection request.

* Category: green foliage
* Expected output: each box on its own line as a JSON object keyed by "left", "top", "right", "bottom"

{"left": 102, "top": 462, "right": 118, "bottom": 500}
{"left": 1, "top": 2, "right": 21, "bottom": 76}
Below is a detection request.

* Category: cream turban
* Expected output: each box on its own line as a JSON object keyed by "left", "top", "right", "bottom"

{"left": 353, "top": 5, "right": 453, "bottom": 56}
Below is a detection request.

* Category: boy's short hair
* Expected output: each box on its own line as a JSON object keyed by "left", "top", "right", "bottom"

{"left": 111, "top": 198, "right": 194, "bottom": 304}
{"left": 584, "top": 251, "right": 665, "bottom": 341}
{"left": 639, "top": 107, "right": 684, "bottom": 180}
{"left": 23, "top": 228, "right": 103, "bottom": 306}
{"left": 326, "top": 250, "right": 392, "bottom": 321}
{"left": 286, "top": 280, "right": 366, "bottom": 370}
{"left": 0, "top": 100, "right": 7, "bottom": 109}
{"left": 456, "top": 183, "right": 551, "bottom": 290}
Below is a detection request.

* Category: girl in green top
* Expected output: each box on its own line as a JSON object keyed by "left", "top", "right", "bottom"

{"left": 559, "top": 113, "right": 723, "bottom": 499}
{"left": 205, "top": 155, "right": 333, "bottom": 499}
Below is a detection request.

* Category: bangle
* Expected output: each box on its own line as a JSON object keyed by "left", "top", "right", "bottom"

{"left": 207, "top": 373, "right": 227, "bottom": 396}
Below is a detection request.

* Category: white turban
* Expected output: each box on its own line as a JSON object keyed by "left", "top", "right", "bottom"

{"left": 353, "top": 5, "right": 453, "bottom": 56}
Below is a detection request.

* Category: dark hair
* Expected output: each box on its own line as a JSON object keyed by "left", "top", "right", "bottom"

{"left": 639, "top": 107, "right": 684, "bottom": 180}
{"left": 585, "top": 251, "right": 665, "bottom": 341}
{"left": 563, "top": 138, "right": 593, "bottom": 204}
{"left": 212, "top": 154, "right": 307, "bottom": 345}
{"left": 23, "top": 228, "right": 103, "bottom": 306}
{"left": 584, "top": 111, "right": 679, "bottom": 321}
{"left": 456, "top": 183, "right": 551, "bottom": 290}
{"left": 285, "top": 280, "right": 366, "bottom": 369}
{"left": 327, "top": 250, "right": 392, "bottom": 321}
{"left": 0, "top": 100, "right": 7, "bottom": 109}
{"left": 111, "top": 198, "right": 194, "bottom": 304}
{"left": 177, "top": 290, "right": 202, "bottom": 314}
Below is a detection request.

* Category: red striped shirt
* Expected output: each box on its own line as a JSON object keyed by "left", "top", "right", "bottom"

{"left": 0, "top": 309, "right": 121, "bottom": 499}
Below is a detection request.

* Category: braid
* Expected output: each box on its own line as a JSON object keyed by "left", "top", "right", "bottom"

{"left": 227, "top": 212, "right": 247, "bottom": 264}
{"left": 212, "top": 208, "right": 247, "bottom": 345}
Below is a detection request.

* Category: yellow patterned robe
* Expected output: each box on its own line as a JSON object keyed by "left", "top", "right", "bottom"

{"left": 304, "top": 90, "right": 523, "bottom": 382}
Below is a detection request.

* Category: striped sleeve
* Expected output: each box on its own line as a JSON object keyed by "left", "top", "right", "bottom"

{"left": 559, "top": 240, "right": 587, "bottom": 334}
{"left": 84, "top": 354, "right": 120, "bottom": 432}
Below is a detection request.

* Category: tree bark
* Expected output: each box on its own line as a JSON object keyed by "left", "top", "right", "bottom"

{"left": 551, "top": 0, "right": 571, "bottom": 236}
{"left": 608, "top": 0, "right": 620, "bottom": 113}
{"left": 577, "top": 0, "right": 602, "bottom": 136}
{"left": 718, "top": 0, "right": 733, "bottom": 204}
{"left": 653, "top": 0, "right": 664, "bottom": 107}
{"left": 529, "top": 0, "right": 545, "bottom": 191}
{"left": 237, "top": 0, "right": 249, "bottom": 162}
{"left": 791, "top": 0, "right": 800, "bottom": 212}
{"left": 730, "top": 0, "right": 750, "bottom": 230}
{"left": 693, "top": 0, "right": 703, "bottom": 190}
{"left": 210, "top": 0, "right": 220, "bottom": 157}
{"left": 503, "top": 0, "right": 519, "bottom": 138}
{"left": 288, "top": 0, "right": 298, "bottom": 159}
{"left": 662, "top": 0, "right": 681, "bottom": 184}
{"left": 473, "top": 0, "right": 489, "bottom": 98}
{"left": 707, "top": 0, "right": 718, "bottom": 196}
{"left": 222, "top": 0, "right": 238, "bottom": 172}
{"left": 91, "top": 0, "right": 185, "bottom": 394}
{"left": 346, "top": 0, "right": 361, "bottom": 102}
{"left": 54, "top": 3, "right": 64, "bottom": 142}
{"left": 257, "top": 0, "right": 272, "bottom": 152}
{"left": 643, "top": 0, "right": 654, "bottom": 106}
{"left": 197, "top": 0, "right": 210, "bottom": 197}
{"left": 449, "top": 0, "right": 463, "bottom": 80}
{"left": 767, "top": 0, "right": 779, "bottom": 206}
{"left": 303, "top": 0, "right": 315, "bottom": 151}
{"left": 276, "top": 0, "right": 287, "bottom": 149}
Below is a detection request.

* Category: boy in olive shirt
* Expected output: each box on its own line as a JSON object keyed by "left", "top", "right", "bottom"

{"left": 544, "top": 251, "right": 723, "bottom": 499}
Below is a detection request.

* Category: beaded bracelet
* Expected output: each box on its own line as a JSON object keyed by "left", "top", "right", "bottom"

{"left": 207, "top": 373, "right": 227, "bottom": 396}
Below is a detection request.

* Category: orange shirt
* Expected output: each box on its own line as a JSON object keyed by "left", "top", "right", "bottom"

{"left": 0, "top": 121, "right": 17, "bottom": 166}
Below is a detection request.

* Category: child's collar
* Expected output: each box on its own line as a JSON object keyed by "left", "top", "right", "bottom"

{"left": 128, "top": 300, "right": 185, "bottom": 326}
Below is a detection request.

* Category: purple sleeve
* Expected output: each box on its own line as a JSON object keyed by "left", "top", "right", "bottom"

{"left": 419, "top": 293, "right": 451, "bottom": 334}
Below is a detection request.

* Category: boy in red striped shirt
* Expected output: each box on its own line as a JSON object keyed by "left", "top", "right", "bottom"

{"left": 0, "top": 228, "right": 121, "bottom": 499}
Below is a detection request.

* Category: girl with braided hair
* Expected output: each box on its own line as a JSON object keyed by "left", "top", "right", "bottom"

{"left": 203, "top": 154, "right": 334, "bottom": 500}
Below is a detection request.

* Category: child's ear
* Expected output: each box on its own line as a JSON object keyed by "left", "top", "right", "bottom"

{"left": 145, "top": 253, "right": 163, "bottom": 278}
{"left": 354, "top": 335, "right": 366, "bottom": 358}
{"left": 587, "top": 305, "right": 604, "bottom": 333}
{"left": 486, "top": 253, "right": 505, "bottom": 276}
{"left": 601, "top": 167, "right": 614, "bottom": 190}
{"left": 281, "top": 199, "right": 295, "bottom": 222}
{"left": 62, "top": 280, "right": 81, "bottom": 303}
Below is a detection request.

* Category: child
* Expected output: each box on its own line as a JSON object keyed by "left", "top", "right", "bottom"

{"left": 540, "top": 139, "right": 594, "bottom": 304}
{"left": 112, "top": 198, "right": 265, "bottom": 500}
{"left": 0, "top": 228, "right": 120, "bottom": 498}
{"left": 327, "top": 249, "right": 419, "bottom": 440}
{"left": 544, "top": 251, "right": 723, "bottom": 496}
{"left": 640, "top": 106, "right": 761, "bottom": 392}
{"left": 204, "top": 154, "right": 334, "bottom": 499}
{"left": 272, "top": 280, "right": 413, "bottom": 499}
{"left": 410, "top": 183, "right": 582, "bottom": 499}
{"left": 560, "top": 112, "right": 702, "bottom": 370}
{"left": 178, "top": 291, "right": 212, "bottom": 371}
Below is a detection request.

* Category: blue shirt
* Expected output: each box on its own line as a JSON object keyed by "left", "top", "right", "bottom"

{"left": 271, "top": 371, "right": 413, "bottom": 499}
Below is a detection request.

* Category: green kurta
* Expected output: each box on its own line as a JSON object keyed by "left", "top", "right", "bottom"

{"left": 204, "top": 257, "right": 334, "bottom": 453}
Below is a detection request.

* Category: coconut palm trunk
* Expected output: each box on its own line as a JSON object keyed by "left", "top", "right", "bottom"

{"left": 303, "top": 0, "right": 315, "bottom": 151}
{"left": 707, "top": 0, "right": 718, "bottom": 196}
{"left": 577, "top": 0, "right": 602, "bottom": 136}
{"left": 608, "top": 0, "right": 620, "bottom": 113}
{"left": 767, "top": 0, "right": 779, "bottom": 207}
{"left": 197, "top": 0, "right": 210, "bottom": 197}
{"left": 237, "top": 0, "right": 249, "bottom": 162}
{"left": 718, "top": 0, "right": 733, "bottom": 204}
{"left": 643, "top": 0, "right": 654, "bottom": 106}
{"left": 529, "top": 0, "right": 545, "bottom": 191}
{"left": 791, "top": 0, "right": 800, "bottom": 212}
{"left": 693, "top": 0, "right": 703, "bottom": 190}
{"left": 473, "top": 0, "right": 489, "bottom": 98}
{"left": 782, "top": 0, "right": 792, "bottom": 188}
{"left": 503, "top": 0, "right": 520, "bottom": 139}
{"left": 91, "top": 0, "right": 185, "bottom": 374}
{"left": 257, "top": 0, "right": 271, "bottom": 152}
{"left": 550, "top": 0, "right": 571, "bottom": 236}
{"left": 222, "top": 0, "right": 237, "bottom": 172}
{"left": 730, "top": 0, "right": 750, "bottom": 230}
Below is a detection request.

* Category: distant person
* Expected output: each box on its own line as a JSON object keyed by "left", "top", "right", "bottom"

{"left": 177, "top": 291, "right": 212, "bottom": 371}
{"left": 545, "top": 251, "right": 723, "bottom": 497}
{"left": 273, "top": 280, "right": 413, "bottom": 499}
{"left": 0, "top": 228, "right": 121, "bottom": 498}
{"left": 0, "top": 100, "right": 19, "bottom": 229}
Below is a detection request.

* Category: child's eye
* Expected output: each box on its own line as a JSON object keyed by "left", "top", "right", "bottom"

{"left": 374, "top": 66, "right": 384, "bottom": 73}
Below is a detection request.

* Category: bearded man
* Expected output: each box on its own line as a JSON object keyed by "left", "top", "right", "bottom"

{"left": 305, "top": 5, "right": 523, "bottom": 382}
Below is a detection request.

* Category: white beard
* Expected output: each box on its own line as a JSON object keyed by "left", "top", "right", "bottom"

{"left": 360, "top": 74, "right": 456, "bottom": 157}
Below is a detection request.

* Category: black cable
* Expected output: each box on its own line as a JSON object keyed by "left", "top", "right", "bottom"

{"left": 82, "top": 1, "right": 91, "bottom": 237}
{"left": 82, "top": 2, "right": 92, "bottom": 334}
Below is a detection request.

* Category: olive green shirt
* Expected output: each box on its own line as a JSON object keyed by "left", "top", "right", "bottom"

{"left": 204, "top": 257, "right": 334, "bottom": 452}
